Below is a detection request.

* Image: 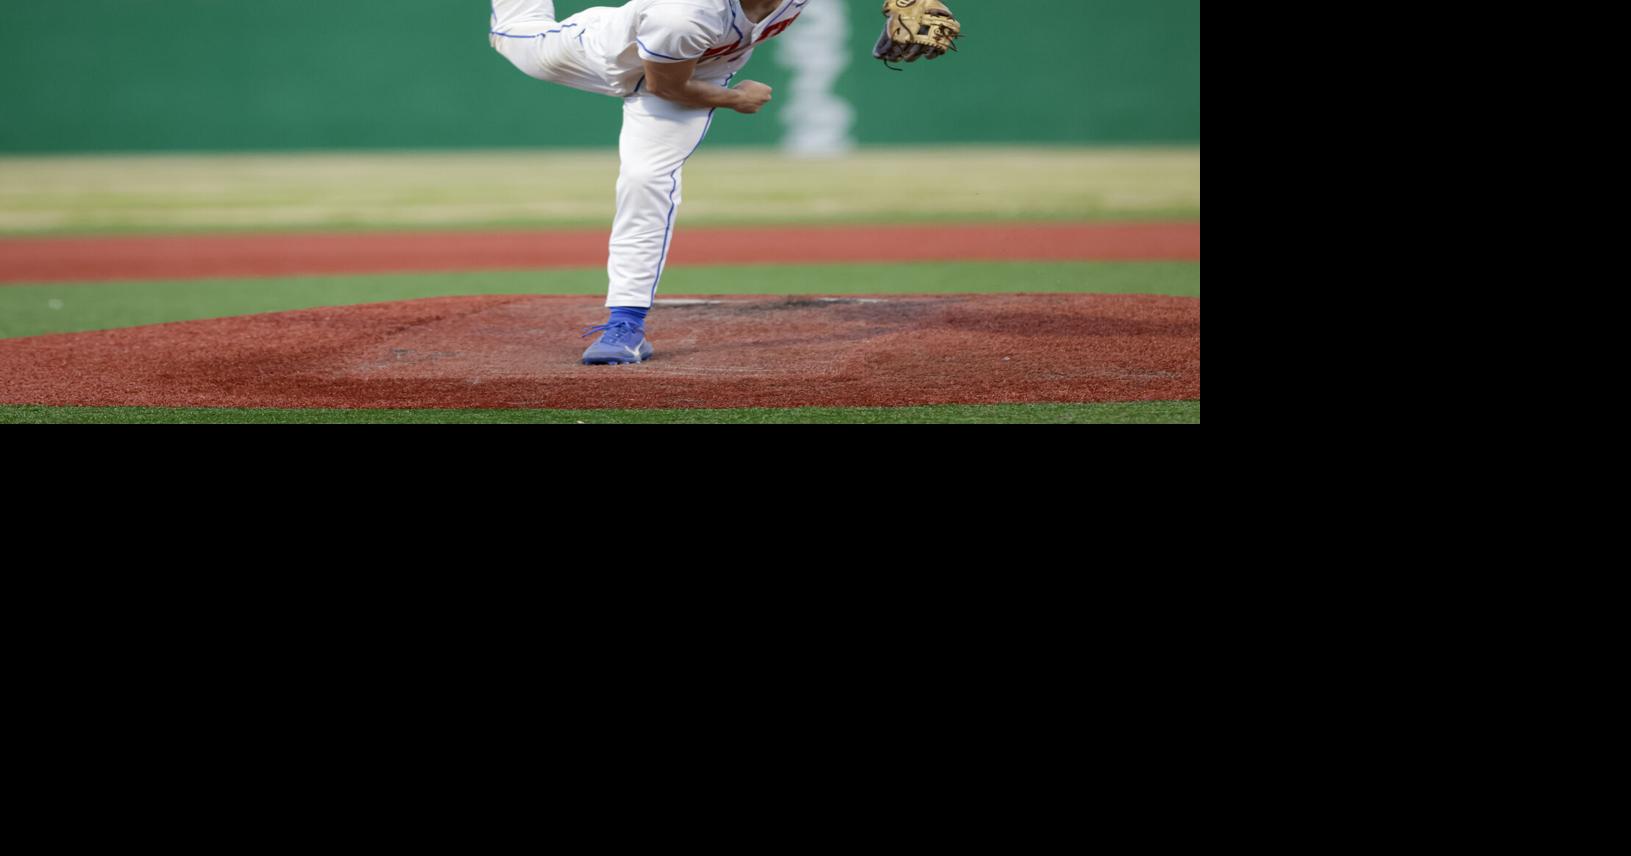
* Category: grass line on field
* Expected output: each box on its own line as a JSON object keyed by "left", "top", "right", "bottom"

{"left": 0, "top": 261, "right": 1200, "bottom": 339}
{"left": 0, "top": 209, "right": 1204, "bottom": 237}
{"left": 0, "top": 401, "right": 1201, "bottom": 425}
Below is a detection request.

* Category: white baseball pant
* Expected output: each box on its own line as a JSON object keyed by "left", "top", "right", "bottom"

{"left": 490, "top": 0, "right": 730, "bottom": 309}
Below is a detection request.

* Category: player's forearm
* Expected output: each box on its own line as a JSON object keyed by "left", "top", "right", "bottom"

{"left": 649, "top": 79, "right": 745, "bottom": 111}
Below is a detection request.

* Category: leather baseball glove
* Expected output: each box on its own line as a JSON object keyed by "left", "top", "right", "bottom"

{"left": 873, "top": 0, "right": 962, "bottom": 67}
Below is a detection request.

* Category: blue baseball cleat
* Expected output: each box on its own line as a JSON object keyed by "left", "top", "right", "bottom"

{"left": 580, "top": 321, "right": 653, "bottom": 365}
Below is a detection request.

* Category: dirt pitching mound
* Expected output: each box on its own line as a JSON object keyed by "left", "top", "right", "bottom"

{"left": 0, "top": 294, "right": 1200, "bottom": 410}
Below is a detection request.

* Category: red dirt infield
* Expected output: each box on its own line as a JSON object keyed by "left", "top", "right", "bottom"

{"left": 0, "top": 223, "right": 1201, "bottom": 284}
{"left": 0, "top": 294, "right": 1200, "bottom": 409}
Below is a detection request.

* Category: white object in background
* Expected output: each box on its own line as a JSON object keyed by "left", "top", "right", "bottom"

{"left": 775, "top": 0, "right": 855, "bottom": 157}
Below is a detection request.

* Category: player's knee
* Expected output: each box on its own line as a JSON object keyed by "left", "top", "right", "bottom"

{"left": 619, "top": 162, "right": 674, "bottom": 189}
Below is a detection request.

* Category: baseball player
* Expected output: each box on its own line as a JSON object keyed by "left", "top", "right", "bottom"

{"left": 490, "top": 0, "right": 960, "bottom": 365}
{"left": 490, "top": 0, "right": 801, "bottom": 364}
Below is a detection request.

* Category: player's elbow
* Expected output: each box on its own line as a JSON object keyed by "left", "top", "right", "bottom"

{"left": 642, "top": 58, "right": 698, "bottom": 101}
{"left": 646, "top": 79, "right": 686, "bottom": 100}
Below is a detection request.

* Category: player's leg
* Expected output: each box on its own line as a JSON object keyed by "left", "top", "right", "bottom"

{"left": 490, "top": 3, "right": 617, "bottom": 95}
{"left": 489, "top": 0, "right": 559, "bottom": 78}
{"left": 491, "top": 0, "right": 558, "bottom": 32}
{"left": 582, "top": 93, "right": 720, "bottom": 364}
{"left": 606, "top": 95, "right": 718, "bottom": 309}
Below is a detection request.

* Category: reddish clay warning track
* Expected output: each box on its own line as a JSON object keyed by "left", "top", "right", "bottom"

{"left": 0, "top": 294, "right": 1200, "bottom": 409}
{"left": 0, "top": 223, "right": 1200, "bottom": 284}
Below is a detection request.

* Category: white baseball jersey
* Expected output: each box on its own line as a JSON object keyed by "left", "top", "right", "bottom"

{"left": 585, "top": 0, "right": 806, "bottom": 94}
{"left": 495, "top": 0, "right": 807, "bottom": 97}
{"left": 490, "top": 0, "right": 807, "bottom": 308}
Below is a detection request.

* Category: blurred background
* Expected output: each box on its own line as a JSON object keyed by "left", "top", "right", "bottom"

{"left": 0, "top": 0, "right": 1200, "bottom": 243}
{"left": 1, "top": 0, "right": 1199, "bottom": 152}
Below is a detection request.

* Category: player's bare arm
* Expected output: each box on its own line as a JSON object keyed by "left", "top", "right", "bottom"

{"left": 643, "top": 58, "right": 772, "bottom": 113}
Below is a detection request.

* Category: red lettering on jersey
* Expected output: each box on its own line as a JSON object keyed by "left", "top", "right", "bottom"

{"left": 700, "top": 43, "right": 737, "bottom": 59}
{"left": 756, "top": 14, "right": 800, "bottom": 43}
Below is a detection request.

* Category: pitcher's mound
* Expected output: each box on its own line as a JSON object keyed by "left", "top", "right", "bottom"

{"left": 0, "top": 294, "right": 1200, "bottom": 410}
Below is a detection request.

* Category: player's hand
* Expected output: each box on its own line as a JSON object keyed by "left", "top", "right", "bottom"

{"left": 732, "top": 81, "right": 773, "bottom": 114}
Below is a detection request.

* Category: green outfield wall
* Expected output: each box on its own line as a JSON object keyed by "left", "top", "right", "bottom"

{"left": 0, "top": 1, "right": 1200, "bottom": 153}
